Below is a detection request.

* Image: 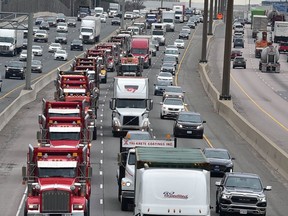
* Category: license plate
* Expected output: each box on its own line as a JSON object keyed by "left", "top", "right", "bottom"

{"left": 187, "top": 131, "right": 192, "bottom": 134}
{"left": 240, "top": 210, "right": 247, "bottom": 214}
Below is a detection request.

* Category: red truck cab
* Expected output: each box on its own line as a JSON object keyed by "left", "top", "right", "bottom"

{"left": 130, "top": 38, "right": 151, "bottom": 69}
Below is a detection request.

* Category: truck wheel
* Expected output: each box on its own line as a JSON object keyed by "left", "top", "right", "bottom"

{"left": 118, "top": 184, "right": 122, "bottom": 202}
{"left": 93, "top": 126, "right": 97, "bottom": 140}
{"left": 24, "top": 204, "right": 28, "bottom": 216}
{"left": 121, "top": 197, "right": 129, "bottom": 211}
{"left": 149, "top": 59, "right": 151, "bottom": 66}
{"left": 215, "top": 201, "right": 219, "bottom": 213}
{"left": 219, "top": 209, "right": 226, "bottom": 216}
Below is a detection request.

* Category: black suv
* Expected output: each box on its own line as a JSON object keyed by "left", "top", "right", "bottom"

{"left": 233, "top": 56, "right": 246, "bottom": 69}
{"left": 233, "top": 38, "right": 244, "bottom": 48}
{"left": 5, "top": 61, "right": 26, "bottom": 79}
{"left": 216, "top": 172, "right": 272, "bottom": 216}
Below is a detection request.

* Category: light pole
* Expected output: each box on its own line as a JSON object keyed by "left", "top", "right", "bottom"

{"left": 200, "top": 0, "right": 209, "bottom": 63}
{"left": 121, "top": 0, "right": 125, "bottom": 29}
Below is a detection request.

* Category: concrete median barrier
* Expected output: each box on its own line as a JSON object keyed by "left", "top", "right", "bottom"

{"left": 198, "top": 55, "right": 288, "bottom": 180}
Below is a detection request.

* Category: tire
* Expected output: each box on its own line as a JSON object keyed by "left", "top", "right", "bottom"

{"left": 233, "top": 66, "right": 235, "bottom": 69}
{"left": 118, "top": 184, "right": 122, "bottom": 202}
{"left": 219, "top": 208, "right": 226, "bottom": 216}
{"left": 5, "top": 73, "right": 9, "bottom": 79}
{"left": 215, "top": 201, "right": 219, "bottom": 213}
{"left": 160, "top": 113, "right": 164, "bottom": 119}
{"left": 24, "top": 204, "right": 28, "bottom": 216}
{"left": 21, "top": 74, "right": 25, "bottom": 80}
{"left": 121, "top": 197, "right": 129, "bottom": 211}
{"left": 93, "top": 126, "right": 97, "bottom": 140}
{"left": 244, "top": 66, "right": 246, "bottom": 69}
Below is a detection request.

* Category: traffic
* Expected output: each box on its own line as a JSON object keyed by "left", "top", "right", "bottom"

{"left": 0, "top": 3, "right": 287, "bottom": 216}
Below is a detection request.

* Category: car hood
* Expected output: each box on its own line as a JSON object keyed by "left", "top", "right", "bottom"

{"left": 225, "top": 188, "right": 263, "bottom": 195}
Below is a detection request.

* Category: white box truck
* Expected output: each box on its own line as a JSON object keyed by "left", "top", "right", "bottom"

{"left": 252, "top": 15, "right": 268, "bottom": 38}
{"left": 109, "top": 77, "right": 153, "bottom": 137}
{"left": 151, "top": 23, "right": 166, "bottom": 46}
{"left": 134, "top": 147, "right": 211, "bottom": 216}
{"left": 0, "top": 29, "right": 24, "bottom": 56}
{"left": 79, "top": 16, "right": 101, "bottom": 44}
{"left": 162, "top": 11, "right": 175, "bottom": 32}
{"left": 108, "top": 3, "right": 120, "bottom": 18}
{"left": 117, "top": 136, "right": 176, "bottom": 211}
{"left": 274, "top": 21, "right": 288, "bottom": 43}
{"left": 173, "top": 5, "right": 185, "bottom": 23}
{"left": 94, "top": 7, "right": 104, "bottom": 17}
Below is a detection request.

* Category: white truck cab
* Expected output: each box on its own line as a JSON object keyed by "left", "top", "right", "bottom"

{"left": 151, "top": 23, "right": 166, "bottom": 46}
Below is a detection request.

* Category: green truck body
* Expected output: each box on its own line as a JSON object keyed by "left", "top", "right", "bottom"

{"left": 135, "top": 147, "right": 210, "bottom": 170}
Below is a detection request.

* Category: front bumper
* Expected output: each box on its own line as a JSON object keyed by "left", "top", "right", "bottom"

{"left": 220, "top": 203, "right": 267, "bottom": 215}
{"left": 174, "top": 126, "right": 203, "bottom": 137}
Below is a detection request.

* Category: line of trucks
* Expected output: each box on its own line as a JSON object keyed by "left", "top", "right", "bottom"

{"left": 20, "top": 14, "right": 161, "bottom": 214}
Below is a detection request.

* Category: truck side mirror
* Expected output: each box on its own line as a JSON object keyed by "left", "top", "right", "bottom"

{"left": 147, "top": 99, "right": 153, "bottom": 111}
{"left": 117, "top": 153, "right": 122, "bottom": 166}
{"left": 22, "top": 166, "right": 27, "bottom": 183}
{"left": 36, "top": 131, "right": 42, "bottom": 142}
{"left": 88, "top": 167, "right": 92, "bottom": 178}
{"left": 110, "top": 98, "right": 116, "bottom": 110}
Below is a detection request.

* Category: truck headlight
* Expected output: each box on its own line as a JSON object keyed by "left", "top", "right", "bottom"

{"left": 142, "top": 120, "right": 149, "bottom": 128}
{"left": 113, "top": 119, "right": 121, "bottom": 127}
{"left": 79, "top": 35, "right": 83, "bottom": 39}
{"left": 73, "top": 204, "right": 84, "bottom": 210}
{"left": 28, "top": 204, "right": 39, "bottom": 210}
{"left": 196, "top": 125, "right": 203, "bottom": 130}
{"left": 177, "top": 123, "right": 183, "bottom": 128}
{"left": 222, "top": 194, "right": 231, "bottom": 199}
{"left": 258, "top": 196, "right": 266, "bottom": 202}
{"left": 122, "top": 181, "right": 132, "bottom": 187}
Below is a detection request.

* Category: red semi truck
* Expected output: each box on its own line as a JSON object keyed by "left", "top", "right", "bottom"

{"left": 130, "top": 38, "right": 151, "bottom": 69}
{"left": 22, "top": 145, "right": 92, "bottom": 215}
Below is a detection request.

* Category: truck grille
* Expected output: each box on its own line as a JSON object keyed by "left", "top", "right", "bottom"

{"left": 42, "top": 190, "right": 70, "bottom": 213}
{"left": 123, "top": 116, "right": 139, "bottom": 126}
{"left": 83, "top": 36, "right": 90, "bottom": 40}
{"left": 231, "top": 196, "right": 258, "bottom": 204}
{"left": 0, "top": 45, "right": 9, "bottom": 51}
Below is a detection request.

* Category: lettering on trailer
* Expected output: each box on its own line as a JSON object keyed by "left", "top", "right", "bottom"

{"left": 163, "top": 191, "right": 188, "bottom": 199}
{"left": 122, "top": 139, "right": 175, "bottom": 148}
{"left": 125, "top": 85, "right": 138, "bottom": 93}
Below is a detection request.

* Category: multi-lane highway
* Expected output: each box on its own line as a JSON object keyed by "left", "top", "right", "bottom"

{"left": 0, "top": 16, "right": 287, "bottom": 216}
{"left": 209, "top": 23, "right": 288, "bottom": 153}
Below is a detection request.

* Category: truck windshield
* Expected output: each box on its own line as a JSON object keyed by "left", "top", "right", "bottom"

{"left": 121, "top": 65, "right": 139, "bottom": 72}
{"left": 81, "top": 28, "right": 93, "bottom": 33}
{"left": 116, "top": 99, "right": 146, "bottom": 108}
{"left": 175, "top": 11, "right": 182, "bottom": 15}
{"left": 147, "top": 15, "right": 156, "bottom": 19}
{"left": 152, "top": 30, "right": 164, "bottom": 35}
{"left": 0, "top": 37, "right": 14, "bottom": 43}
{"left": 163, "top": 18, "right": 173, "bottom": 22}
{"left": 50, "top": 132, "right": 80, "bottom": 140}
{"left": 38, "top": 168, "right": 76, "bottom": 178}
{"left": 131, "top": 48, "right": 148, "bottom": 55}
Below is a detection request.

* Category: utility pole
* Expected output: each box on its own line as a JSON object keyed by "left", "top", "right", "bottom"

{"left": 189, "top": 0, "right": 191, "bottom": 8}
{"left": 25, "top": 12, "right": 33, "bottom": 90}
{"left": 219, "top": 0, "right": 233, "bottom": 100}
{"left": 200, "top": 0, "right": 209, "bottom": 63}
{"left": 121, "top": 0, "right": 125, "bottom": 29}
{"left": 208, "top": 0, "right": 213, "bottom": 35}
{"left": 214, "top": 0, "right": 218, "bottom": 19}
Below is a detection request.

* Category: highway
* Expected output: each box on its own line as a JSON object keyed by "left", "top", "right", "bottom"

{"left": 208, "top": 23, "right": 288, "bottom": 153}
{"left": 0, "top": 17, "right": 287, "bottom": 216}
